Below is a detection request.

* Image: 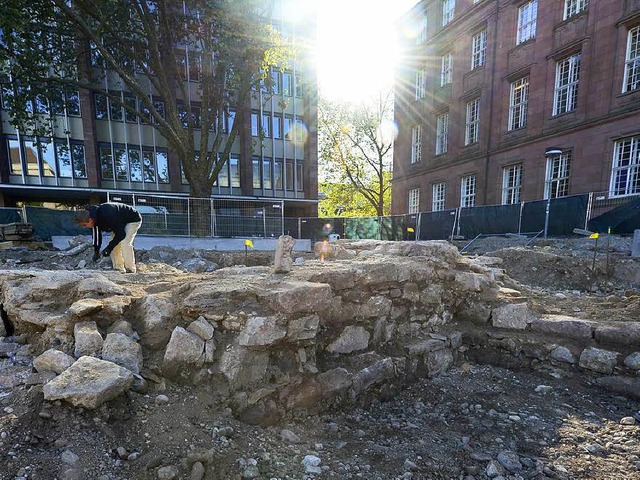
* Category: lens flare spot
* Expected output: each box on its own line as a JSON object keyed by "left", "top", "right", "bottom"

{"left": 290, "top": 121, "right": 309, "bottom": 146}
{"left": 377, "top": 119, "right": 399, "bottom": 144}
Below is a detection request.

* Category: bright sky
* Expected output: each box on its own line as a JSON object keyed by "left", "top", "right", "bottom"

{"left": 315, "top": 0, "right": 419, "bottom": 102}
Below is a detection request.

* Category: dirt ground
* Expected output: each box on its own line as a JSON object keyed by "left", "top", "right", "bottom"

{"left": 1, "top": 236, "right": 639, "bottom": 480}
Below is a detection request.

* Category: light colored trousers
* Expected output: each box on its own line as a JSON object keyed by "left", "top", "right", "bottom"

{"left": 110, "top": 221, "right": 142, "bottom": 273}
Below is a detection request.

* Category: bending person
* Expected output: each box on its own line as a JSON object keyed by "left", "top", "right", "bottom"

{"left": 75, "top": 202, "right": 142, "bottom": 273}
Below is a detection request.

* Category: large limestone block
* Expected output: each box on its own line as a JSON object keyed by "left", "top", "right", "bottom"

{"left": 102, "top": 333, "right": 143, "bottom": 374}
{"left": 238, "top": 316, "right": 286, "bottom": 347}
{"left": 351, "top": 357, "right": 397, "bottom": 394}
{"left": 163, "top": 327, "right": 205, "bottom": 376}
{"left": 274, "top": 235, "right": 296, "bottom": 273}
{"left": 287, "top": 314, "right": 320, "bottom": 341}
{"left": 327, "top": 326, "right": 370, "bottom": 354}
{"left": 579, "top": 347, "right": 619, "bottom": 374}
{"left": 187, "top": 316, "right": 215, "bottom": 341}
{"left": 530, "top": 315, "right": 595, "bottom": 340}
{"left": 594, "top": 323, "right": 640, "bottom": 346}
{"left": 357, "top": 296, "right": 393, "bottom": 318}
{"left": 33, "top": 349, "right": 75, "bottom": 374}
{"left": 68, "top": 298, "right": 103, "bottom": 318}
{"left": 1, "top": 271, "right": 83, "bottom": 329}
{"left": 74, "top": 321, "right": 103, "bottom": 358}
{"left": 220, "top": 343, "right": 269, "bottom": 389}
{"left": 491, "top": 303, "right": 536, "bottom": 330}
{"left": 76, "top": 276, "right": 131, "bottom": 296}
{"left": 263, "top": 281, "right": 332, "bottom": 314}
{"left": 43, "top": 356, "right": 134, "bottom": 409}
{"left": 133, "top": 295, "right": 177, "bottom": 349}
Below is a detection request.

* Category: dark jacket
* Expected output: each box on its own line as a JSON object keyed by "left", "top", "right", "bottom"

{"left": 87, "top": 203, "right": 142, "bottom": 256}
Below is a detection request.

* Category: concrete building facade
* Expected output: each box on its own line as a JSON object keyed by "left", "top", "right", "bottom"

{"left": 0, "top": 1, "right": 318, "bottom": 218}
{"left": 392, "top": 0, "right": 640, "bottom": 215}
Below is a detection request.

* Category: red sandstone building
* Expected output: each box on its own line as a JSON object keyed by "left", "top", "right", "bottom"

{"left": 392, "top": 0, "right": 640, "bottom": 215}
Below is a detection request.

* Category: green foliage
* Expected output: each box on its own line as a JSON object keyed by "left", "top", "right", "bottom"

{"left": 318, "top": 91, "right": 394, "bottom": 217}
{"left": 0, "top": 0, "right": 294, "bottom": 198}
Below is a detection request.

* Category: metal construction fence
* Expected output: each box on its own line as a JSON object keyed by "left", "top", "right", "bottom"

{"left": 4, "top": 190, "right": 640, "bottom": 243}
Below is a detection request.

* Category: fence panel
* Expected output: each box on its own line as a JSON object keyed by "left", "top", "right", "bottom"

{"left": 520, "top": 194, "right": 589, "bottom": 236}
{"left": 24, "top": 206, "right": 84, "bottom": 241}
{"left": 588, "top": 192, "right": 640, "bottom": 234}
{"left": 457, "top": 205, "right": 521, "bottom": 239}
{"left": 0, "top": 207, "right": 22, "bottom": 225}
{"left": 344, "top": 217, "right": 381, "bottom": 240}
{"left": 418, "top": 210, "right": 457, "bottom": 240}
{"left": 380, "top": 214, "right": 417, "bottom": 241}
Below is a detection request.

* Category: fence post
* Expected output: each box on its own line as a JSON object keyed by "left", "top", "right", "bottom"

{"left": 543, "top": 198, "right": 550, "bottom": 238}
{"left": 21, "top": 205, "right": 28, "bottom": 224}
{"left": 518, "top": 202, "right": 525, "bottom": 235}
{"left": 416, "top": 212, "right": 422, "bottom": 241}
{"left": 209, "top": 198, "right": 216, "bottom": 237}
{"left": 585, "top": 192, "right": 593, "bottom": 230}
{"left": 280, "top": 200, "right": 285, "bottom": 237}
{"left": 187, "top": 199, "right": 191, "bottom": 237}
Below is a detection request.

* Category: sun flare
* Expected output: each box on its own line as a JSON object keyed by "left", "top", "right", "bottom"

{"left": 315, "top": 0, "right": 419, "bottom": 103}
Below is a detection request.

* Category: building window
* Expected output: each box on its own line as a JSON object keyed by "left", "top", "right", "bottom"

{"left": 230, "top": 154, "right": 241, "bottom": 188}
{"left": 411, "top": 124, "right": 422, "bottom": 164}
{"left": 610, "top": 135, "right": 640, "bottom": 197}
{"left": 415, "top": 68, "right": 426, "bottom": 100}
{"left": 251, "top": 112, "right": 259, "bottom": 137}
{"left": 517, "top": 0, "right": 537, "bottom": 45}
{"left": 261, "top": 113, "right": 271, "bottom": 138}
{"left": 471, "top": 30, "right": 487, "bottom": 69}
{"left": 440, "top": 53, "right": 452, "bottom": 86}
{"left": 553, "top": 54, "right": 581, "bottom": 115}
{"left": 502, "top": 164, "right": 522, "bottom": 204}
{"left": 408, "top": 188, "right": 420, "bottom": 214}
{"left": 436, "top": 113, "right": 449, "bottom": 155}
{"left": 623, "top": 26, "right": 640, "bottom": 94}
{"left": 99, "top": 143, "right": 168, "bottom": 183}
{"left": 294, "top": 74, "right": 303, "bottom": 98}
{"left": 432, "top": 182, "right": 446, "bottom": 211}
{"left": 282, "top": 72, "right": 293, "bottom": 96}
{"left": 465, "top": 98, "right": 480, "bottom": 145}
{"left": 545, "top": 151, "right": 571, "bottom": 199}
{"left": 270, "top": 69, "right": 281, "bottom": 94}
{"left": 274, "top": 158, "right": 284, "bottom": 189}
{"left": 563, "top": 0, "right": 588, "bottom": 20}
{"left": 508, "top": 77, "right": 529, "bottom": 130}
{"left": 442, "top": 0, "right": 455, "bottom": 27}
{"left": 416, "top": 14, "right": 428, "bottom": 44}
{"left": 460, "top": 175, "right": 476, "bottom": 207}
{"left": 273, "top": 115, "right": 282, "bottom": 139}
{"left": 6, "top": 137, "right": 87, "bottom": 179}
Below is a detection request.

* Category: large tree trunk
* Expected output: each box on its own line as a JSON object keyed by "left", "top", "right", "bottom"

{"left": 188, "top": 179, "right": 213, "bottom": 237}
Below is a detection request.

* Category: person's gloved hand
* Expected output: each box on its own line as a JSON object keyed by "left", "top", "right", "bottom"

{"left": 92, "top": 251, "right": 100, "bottom": 262}
{"left": 101, "top": 249, "right": 110, "bottom": 257}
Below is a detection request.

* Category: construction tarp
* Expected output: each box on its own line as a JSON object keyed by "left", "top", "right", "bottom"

{"left": 588, "top": 198, "right": 640, "bottom": 234}
{"left": 418, "top": 210, "right": 457, "bottom": 240}
{"left": 0, "top": 208, "right": 21, "bottom": 225}
{"left": 521, "top": 194, "right": 589, "bottom": 236}
{"left": 458, "top": 205, "right": 521, "bottom": 239}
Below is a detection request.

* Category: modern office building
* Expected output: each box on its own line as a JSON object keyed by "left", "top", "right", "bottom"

{"left": 0, "top": 1, "right": 318, "bottom": 219}
{"left": 392, "top": 0, "right": 640, "bottom": 215}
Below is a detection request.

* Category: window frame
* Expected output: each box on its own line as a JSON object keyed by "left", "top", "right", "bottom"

{"left": 544, "top": 151, "right": 571, "bottom": 199}
{"left": 623, "top": 25, "right": 640, "bottom": 94}
{"left": 471, "top": 30, "right": 487, "bottom": 69}
{"left": 553, "top": 54, "right": 581, "bottom": 116}
{"left": 563, "top": 0, "right": 588, "bottom": 21}
{"left": 436, "top": 113, "right": 449, "bottom": 155}
{"left": 465, "top": 98, "right": 480, "bottom": 145}
{"left": 508, "top": 76, "right": 529, "bottom": 130}
{"left": 411, "top": 124, "right": 422, "bottom": 164}
{"left": 610, "top": 135, "right": 640, "bottom": 197}
{"left": 442, "top": 0, "right": 455, "bottom": 27}
{"left": 517, "top": 0, "right": 538, "bottom": 45}
{"left": 408, "top": 188, "right": 420, "bottom": 214}
{"left": 501, "top": 164, "right": 523, "bottom": 205}
{"left": 460, "top": 175, "right": 476, "bottom": 207}
{"left": 432, "top": 182, "right": 446, "bottom": 211}
{"left": 440, "top": 52, "right": 452, "bottom": 86}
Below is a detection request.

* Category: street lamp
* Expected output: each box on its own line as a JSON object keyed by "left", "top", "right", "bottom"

{"left": 543, "top": 147, "right": 563, "bottom": 238}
